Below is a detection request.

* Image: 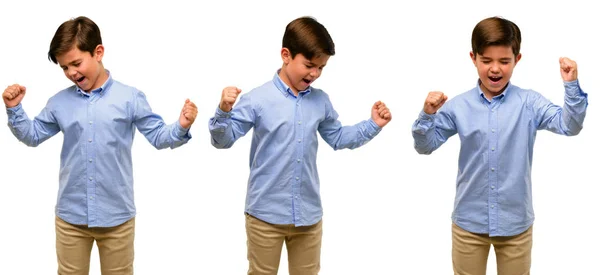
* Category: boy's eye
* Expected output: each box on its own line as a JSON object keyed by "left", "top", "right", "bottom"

{"left": 61, "top": 66, "right": 68, "bottom": 71}
{"left": 74, "top": 62, "right": 81, "bottom": 67}
{"left": 305, "top": 64, "right": 314, "bottom": 69}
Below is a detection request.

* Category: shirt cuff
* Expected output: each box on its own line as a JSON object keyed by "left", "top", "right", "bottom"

{"left": 215, "top": 106, "right": 232, "bottom": 118}
{"left": 418, "top": 110, "right": 436, "bottom": 121}
{"left": 366, "top": 118, "right": 382, "bottom": 136}
{"left": 564, "top": 79, "right": 587, "bottom": 97}
{"left": 6, "top": 103, "right": 23, "bottom": 116}
{"left": 175, "top": 122, "right": 190, "bottom": 138}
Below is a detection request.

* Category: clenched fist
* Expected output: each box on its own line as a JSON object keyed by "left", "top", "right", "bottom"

{"left": 220, "top": 86, "right": 242, "bottom": 112}
{"left": 372, "top": 101, "right": 392, "bottom": 128}
{"left": 3, "top": 84, "right": 26, "bottom": 108}
{"left": 423, "top": 91, "right": 448, "bottom": 115}
{"left": 179, "top": 99, "right": 198, "bottom": 129}
{"left": 559, "top": 57, "right": 578, "bottom": 82}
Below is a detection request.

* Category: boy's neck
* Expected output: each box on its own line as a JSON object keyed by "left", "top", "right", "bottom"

{"left": 278, "top": 67, "right": 299, "bottom": 96}
{"left": 85, "top": 67, "right": 109, "bottom": 93}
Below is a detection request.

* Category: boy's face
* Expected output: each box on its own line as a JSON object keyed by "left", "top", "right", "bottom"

{"left": 280, "top": 48, "right": 329, "bottom": 94}
{"left": 470, "top": 45, "right": 521, "bottom": 96}
{"left": 56, "top": 44, "right": 105, "bottom": 92}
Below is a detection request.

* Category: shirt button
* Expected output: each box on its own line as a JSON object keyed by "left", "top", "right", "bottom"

{"left": 89, "top": 177, "right": 93, "bottom": 181}
{"left": 89, "top": 159, "right": 93, "bottom": 162}
{"left": 298, "top": 139, "right": 302, "bottom": 143}
{"left": 88, "top": 138, "right": 92, "bottom": 142}
{"left": 491, "top": 129, "right": 496, "bottom": 133}
{"left": 491, "top": 205, "right": 495, "bottom": 208}
{"left": 295, "top": 177, "right": 300, "bottom": 181}
{"left": 89, "top": 121, "right": 93, "bottom": 124}
{"left": 298, "top": 121, "right": 302, "bottom": 125}
{"left": 295, "top": 195, "right": 298, "bottom": 199}
{"left": 491, "top": 168, "right": 495, "bottom": 172}
{"left": 491, "top": 186, "right": 495, "bottom": 189}
{"left": 90, "top": 196, "right": 94, "bottom": 200}
{"left": 491, "top": 147, "right": 495, "bottom": 151}
{"left": 297, "top": 159, "right": 301, "bottom": 163}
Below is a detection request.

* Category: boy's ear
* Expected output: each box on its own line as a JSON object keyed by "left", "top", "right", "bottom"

{"left": 470, "top": 51, "right": 476, "bottom": 65}
{"left": 93, "top": 44, "right": 105, "bottom": 62}
{"left": 281, "top": 48, "right": 291, "bottom": 64}
{"left": 515, "top": 53, "right": 522, "bottom": 65}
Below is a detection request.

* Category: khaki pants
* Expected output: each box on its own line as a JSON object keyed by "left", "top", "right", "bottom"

{"left": 452, "top": 223, "right": 533, "bottom": 275}
{"left": 245, "top": 214, "right": 322, "bottom": 275}
{"left": 55, "top": 216, "right": 135, "bottom": 275}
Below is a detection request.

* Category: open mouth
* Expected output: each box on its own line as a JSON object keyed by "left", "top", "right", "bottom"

{"left": 489, "top": 76, "right": 502, "bottom": 82}
{"left": 76, "top": 76, "right": 85, "bottom": 83}
{"left": 302, "top": 78, "right": 312, "bottom": 85}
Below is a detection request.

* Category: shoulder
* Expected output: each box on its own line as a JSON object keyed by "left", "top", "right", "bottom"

{"left": 111, "top": 79, "right": 142, "bottom": 97}
{"left": 443, "top": 87, "right": 477, "bottom": 110}
{"left": 507, "top": 84, "right": 542, "bottom": 106}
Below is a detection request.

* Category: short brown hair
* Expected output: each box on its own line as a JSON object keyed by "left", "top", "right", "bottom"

{"left": 282, "top": 16, "right": 335, "bottom": 60}
{"left": 471, "top": 17, "right": 521, "bottom": 57}
{"left": 48, "top": 16, "right": 102, "bottom": 64}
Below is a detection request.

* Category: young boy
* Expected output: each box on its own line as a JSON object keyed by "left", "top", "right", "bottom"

{"left": 209, "top": 16, "right": 391, "bottom": 275}
{"left": 412, "top": 17, "right": 588, "bottom": 275}
{"left": 3, "top": 16, "right": 198, "bottom": 275}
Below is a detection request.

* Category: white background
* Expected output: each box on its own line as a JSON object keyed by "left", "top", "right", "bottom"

{"left": 0, "top": 0, "right": 598, "bottom": 274}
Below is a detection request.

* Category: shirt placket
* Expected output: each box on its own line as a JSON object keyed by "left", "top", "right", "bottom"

{"left": 86, "top": 93, "right": 98, "bottom": 226}
{"left": 292, "top": 95, "right": 304, "bottom": 225}
{"left": 488, "top": 98, "right": 500, "bottom": 235}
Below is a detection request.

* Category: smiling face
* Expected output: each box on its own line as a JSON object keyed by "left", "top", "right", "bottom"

{"left": 56, "top": 44, "right": 107, "bottom": 93}
{"left": 471, "top": 45, "right": 521, "bottom": 98}
{"left": 279, "top": 48, "right": 330, "bottom": 96}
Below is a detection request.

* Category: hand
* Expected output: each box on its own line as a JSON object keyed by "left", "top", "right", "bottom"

{"left": 371, "top": 101, "right": 391, "bottom": 128}
{"left": 423, "top": 91, "right": 447, "bottom": 115}
{"left": 559, "top": 57, "right": 577, "bottom": 82}
{"left": 220, "top": 86, "right": 242, "bottom": 112}
{"left": 179, "top": 99, "right": 198, "bottom": 129}
{"left": 3, "top": 84, "right": 26, "bottom": 108}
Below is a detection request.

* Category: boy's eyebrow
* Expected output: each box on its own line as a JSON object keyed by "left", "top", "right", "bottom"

{"left": 306, "top": 61, "right": 327, "bottom": 67}
{"left": 59, "top": 59, "right": 82, "bottom": 67}
{"left": 480, "top": 56, "right": 512, "bottom": 61}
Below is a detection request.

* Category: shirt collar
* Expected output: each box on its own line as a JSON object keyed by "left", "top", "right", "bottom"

{"left": 476, "top": 79, "right": 510, "bottom": 103}
{"left": 272, "top": 69, "right": 312, "bottom": 98}
{"left": 77, "top": 70, "right": 113, "bottom": 97}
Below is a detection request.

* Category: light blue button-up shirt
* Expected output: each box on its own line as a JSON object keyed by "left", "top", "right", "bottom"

{"left": 6, "top": 72, "right": 191, "bottom": 227}
{"left": 209, "top": 71, "right": 381, "bottom": 226}
{"left": 412, "top": 80, "right": 587, "bottom": 236}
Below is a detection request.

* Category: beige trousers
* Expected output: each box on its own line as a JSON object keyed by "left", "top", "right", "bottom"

{"left": 452, "top": 223, "right": 533, "bottom": 275}
{"left": 55, "top": 216, "right": 135, "bottom": 275}
{"left": 245, "top": 214, "right": 322, "bottom": 275}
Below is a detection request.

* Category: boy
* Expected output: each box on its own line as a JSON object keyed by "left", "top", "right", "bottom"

{"left": 412, "top": 16, "right": 588, "bottom": 275}
{"left": 3, "top": 16, "right": 198, "bottom": 275}
{"left": 209, "top": 16, "right": 391, "bottom": 275}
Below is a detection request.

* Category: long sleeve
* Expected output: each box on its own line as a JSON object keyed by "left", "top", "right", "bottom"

{"left": 133, "top": 91, "right": 191, "bottom": 149}
{"left": 412, "top": 106, "right": 457, "bottom": 155}
{"left": 531, "top": 80, "right": 588, "bottom": 135}
{"left": 208, "top": 94, "right": 255, "bottom": 149}
{"left": 6, "top": 103, "right": 60, "bottom": 147}
{"left": 317, "top": 96, "right": 381, "bottom": 150}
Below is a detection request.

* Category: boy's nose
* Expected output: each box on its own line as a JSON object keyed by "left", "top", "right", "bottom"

{"left": 310, "top": 69, "right": 319, "bottom": 77}
{"left": 490, "top": 64, "right": 500, "bottom": 72}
